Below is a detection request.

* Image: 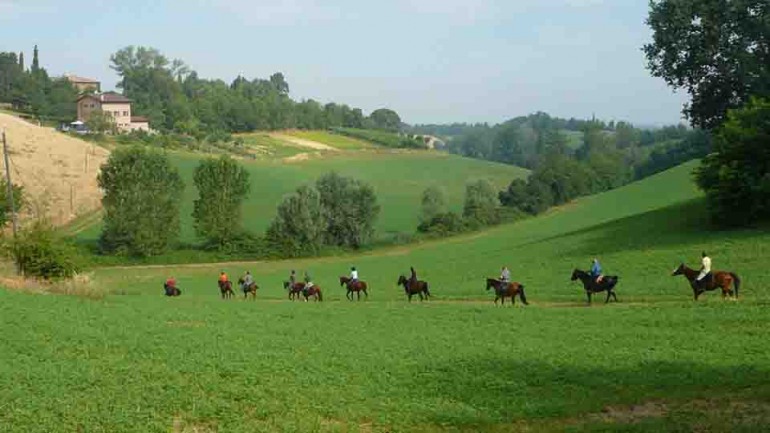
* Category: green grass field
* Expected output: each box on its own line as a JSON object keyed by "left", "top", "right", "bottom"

{"left": 73, "top": 146, "right": 528, "bottom": 248}
{"left": 284, "top": 130, "right": 373, "bottom": 150}
{"left": 4, "top": 160, "right": 770, "bottom": 431}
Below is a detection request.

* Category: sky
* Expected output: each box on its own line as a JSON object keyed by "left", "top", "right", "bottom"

{"left": 0, "top": 0, "right": 690, "bottom": 126}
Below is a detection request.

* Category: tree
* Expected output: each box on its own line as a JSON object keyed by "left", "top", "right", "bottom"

{"left": 420, "top": 186, "right": 447, "bottom": 224}
{"left": 266, "top": 185, "right": 325, "bottom": 257}
{"left": 192, "top": 156, "right": 251, "bottom": 248}
{"left": 644, "top": 0, "right": 770, "bottom": 129}
{"left": 18, "top": 52, "right": 24, "bottom": 72}
{"left": 98, "top": 147, "right": 184, "bottom": 256}
{"left": 695, "top": 98, "right": 770, "bottom": 226}
{"left": 499, "top": 179, "right": 528, "bottom": 211}
{"left": 316, "top": 172, "right": 380, "bottom": 248}
{"left": 463, "top": 179, "right": 500, "bottom": 226}
{"left": 369, "top": 108, "right": 402, "bottom": 131}
{"left": 85, "top": 109, "right": 117, "bottom": 135}
{"left": 31, "top": 45, "right": 40, "bottom": 76}
{"left": 5, "top": 220, "right": 80, "bottom": 279}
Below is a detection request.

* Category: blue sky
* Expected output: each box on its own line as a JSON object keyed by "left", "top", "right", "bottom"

{"left": 0, "top": 0, "right": 689, "bottom": 125}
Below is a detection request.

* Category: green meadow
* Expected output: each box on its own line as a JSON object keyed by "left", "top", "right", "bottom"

{"left": 3, "top": 160, "right": 770, "bottom": 432}
{"left": 74, "top": 143, "right": 528, "bottom": 247}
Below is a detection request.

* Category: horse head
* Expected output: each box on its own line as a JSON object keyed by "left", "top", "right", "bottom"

{"left": 339, "top": 276, "right": 347, "bottom": 287}
{"left": 397, "top": 275, "right": 407, "bottom": 287}
{"left": 282, "top": 281, "right": 290, "bottom": 290}
{"left": 671, "top": 263, "right": 685, "bottom": 276}
{"left": 570, "top": 269, "right": 581, "bottom": 281}
{"left": 485, "top": 278, "right": 495, "bottom": 291}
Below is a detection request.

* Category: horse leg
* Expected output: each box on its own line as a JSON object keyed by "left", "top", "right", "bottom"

{"left": 612, "top": 291, "right": 618, "bottom": 302}
{"left": 587, "top": 292, "right": 592, "bottom": 305}
{"left": 605, "top": 291, "right": 611, "bottom": 304}
{"left": 357, "top": 291, "right": 361, "bottom": 301}
{"left": 494, "top": 296, "right": 499, "bottom": 305}
{"left": 364, "top": 289, "right": 368, "bottom": 299}
{"left": 511, "top": 295, "right": 516, "bottom": 306}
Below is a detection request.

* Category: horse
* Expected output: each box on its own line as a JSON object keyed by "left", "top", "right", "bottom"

{"left": 283, "top": 281, "right": 305, "bottom": 301}
{"left": 397, "top": 275, "right": 431, "bottom": 302}
{"left": 570, "top": 269, "right": 619, "bottom": 304}
{"left": 339, "top": 276, "right": 369, "bottom": 301}
{"left": 163, "top": 284, "right": 181, "bottom": 297}
{"left": 485, "top": 278, "right": 528, "bottom": 306}
{"left": 218, "top": 280, "right": 235, "bottom": 299}
{"left": 238, "top": 277, "right": 258, "bottom": 300}
{"left": 671, "top": 263, "right": 740, "bottom": 301}
{"left": 303, "top": 284, "right": 323, "bottom": 302}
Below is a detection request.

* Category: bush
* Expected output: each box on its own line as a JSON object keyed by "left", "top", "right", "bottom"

{"left": 463, "top": 179, "right": 501, "bottom": 226}
{"left": 316, "top": 172, "right": 380, "bottom": 248}
{"left": 417, "top": 211, "right": 465, "bottom": 235}
{"left": 266, "top": 185, "right": 326, "bottom": 258}
{"left": 5, "top": 221, "right": 80, "bottom": 279}
{"left": 419, "top": 186, "right": 447, "bottom": 225}
{"left": 0, "top": 180, "right": 24, "bottom": 227}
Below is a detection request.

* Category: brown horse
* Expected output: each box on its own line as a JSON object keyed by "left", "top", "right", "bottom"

{"left": 283, "top": 281, "right": 305, "bottom": 301}
{"left": 163, "top": 283, "right": 181, "bottom": 297}
{"left": 218, "top": 280, "right": 235, "bottom": 299}
{"left": 485, "top": 278, "right": 528, "bottom": 306}
{"left": 397, "top": 275, "right": 431, "bottom": 302}
{"left": 283, "top": 281, "right": 323, "bottom": 302}
{"left": 238, "top": 278, "right": 258, "bottom": 300}
{"left": 671, "top": 263, "right": 740, "bottom": 301}
{"left": 339, "top": 276, "right": 369, "bottom": 301}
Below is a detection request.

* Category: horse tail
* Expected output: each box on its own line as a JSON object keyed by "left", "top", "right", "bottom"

{"left": 317, "top": 289, "right": 323, "bottom": 302}
{"left": 425, "top": 282, "right": 431, "bottom": 297}
{"left": 519, "top": 285, "right": 529, "bottom": 305}
{"left": 730, "top": 273, "right": 740, "bottom": 298}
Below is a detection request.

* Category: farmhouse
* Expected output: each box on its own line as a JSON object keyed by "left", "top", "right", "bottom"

{"left": 64, "top": 74, "right": 101, "bottom": 93}
{"left": 76, "top": 92, "right": 150, "bottom": 133}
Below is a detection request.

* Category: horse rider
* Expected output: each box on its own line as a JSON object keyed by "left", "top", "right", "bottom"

{"left": 241, "top": 271, "right": 254, "bottom": 291}
{"left": 164, "top": 276, "right": 177, "bottom": 296}
{"left": 218, "top": 271, "right": 229, "bottom": 289}
{"left": 591, "top": 258, "right": 604, "bottom": 284}
{"left": 409, "top": 266, "right": 417, "bottom": 288}
{"left": 500, "top": 266, "right": 511, "bottom": 285}
{"left": 303, "top": 270, "right": 313, "bottom": 295}
{"left": 289, "top": 269, "right": 297, "bottom": 289}
{"left": 349, "top": 266, "right": 359, "bottom": 287}
{"left": 696, "top": 251, "right": 712, "bottom": 288}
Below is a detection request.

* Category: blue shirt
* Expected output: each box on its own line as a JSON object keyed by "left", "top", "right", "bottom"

{"left": 591, "top": 261, "right": 602, "bottom": 277}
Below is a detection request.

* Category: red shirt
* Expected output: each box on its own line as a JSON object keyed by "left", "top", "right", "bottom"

{"left": 166, "top": 278, "right": 176, "bottom": 288}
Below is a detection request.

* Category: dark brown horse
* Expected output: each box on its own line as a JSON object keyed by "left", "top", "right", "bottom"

{"left": 571, "top": 269, "right": 619, "bottom": 304}
{"left": 283, "top": 281, "right": 305, "bottom": 301}
{"left": 218, "top": 280, "right": 235, "bottom": 299}
{"left": 163, "top": 283, "right": 181, "bottom": 297}
{"left": 339, "top": 276, "right": 369, "bottom": 301}
{"left": 397, "top": 275, "right": 431, "bottom": 302}
{"left": 238, "top": 278, "right": 258, "bottom": 300}
{"left": 671, "top": 263, "right": 740, "bottom": 301}
{"left": 485, "top": 278, "right": 528, "bottom": 306}
{"left": 283, "top": 281, "right": 323, "bottom": 302}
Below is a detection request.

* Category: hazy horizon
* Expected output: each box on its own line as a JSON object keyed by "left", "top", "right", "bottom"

{"left": 0, "top": 0, "right": 690, "bottom": 126}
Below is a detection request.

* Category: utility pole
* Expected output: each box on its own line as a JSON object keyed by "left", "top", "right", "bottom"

{"left": 2, "top": 129, "right": 19, "bottom": 239}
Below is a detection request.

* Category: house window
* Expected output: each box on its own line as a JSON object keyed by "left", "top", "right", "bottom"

{"left": 123, "top": 111, "right": 129, "bottom": 116}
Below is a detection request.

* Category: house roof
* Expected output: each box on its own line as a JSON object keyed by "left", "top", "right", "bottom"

{"left": 77, "top": 92, "right": 132, "bottom": 104}
{"left": 65, "top": 74, "right": 100, "bottom": 84}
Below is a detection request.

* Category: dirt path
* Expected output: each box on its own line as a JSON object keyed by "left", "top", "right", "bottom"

{"left": 268, "top": 133, "right": 337, "bottom": 151}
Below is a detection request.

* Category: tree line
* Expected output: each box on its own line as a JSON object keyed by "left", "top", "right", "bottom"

{"left": 109, "top": 46, "right": 404, "bottom": 136}
{"left": 0, "top": 46, "right": 78, "bottom": 122}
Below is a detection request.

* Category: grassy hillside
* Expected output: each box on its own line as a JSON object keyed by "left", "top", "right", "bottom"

{"left": 4, "top": 161, "right": 769, "bottom": 432}
{"left": 74, "top": 141, "right": 528, "bottom": 247}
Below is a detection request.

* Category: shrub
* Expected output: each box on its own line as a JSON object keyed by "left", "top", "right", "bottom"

{"left": 266, "top": 185, "right": 325, "bottom": 257}
{"left": 463, "top": 179, "right": 501, "bottom": 226}
{"left": 316, "top": 172, "right": 380, "bottom": 248}
{"left": 5, "top": 221, "right": 80, "bottom": 279}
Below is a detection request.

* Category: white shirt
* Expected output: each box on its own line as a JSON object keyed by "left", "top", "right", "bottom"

{"left": 351, "top": 270, "right": 358, "bottom": 280}
{"left": 702, "top": 256, "right": 711, "bottom": 273}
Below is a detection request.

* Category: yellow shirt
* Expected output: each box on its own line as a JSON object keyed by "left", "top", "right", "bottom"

{"left": 702, "top": 256, "right": 711, "bottom": 273}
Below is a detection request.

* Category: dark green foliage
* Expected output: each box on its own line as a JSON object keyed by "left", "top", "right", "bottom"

{"left": 5, "top": 220, "right": 80, "bottom": 279}
{"left": 463, "top": 179, "right": 500, "bottom": 227}
{"left": 635, "top": 130, "right": 712, "bottom": 178}
{"left": 0, "top": 180, "right": 24, "bottom": 228}
{"left": 644, "top": 0, "right": 770, "bottom": 129}
{"left": 266, "top": 185, "right": 325, "bottom": 257}
{"left": 316, "top": 172, "right": 380, "bottom": 248}
{"left": 85, "top": 109, "right": 117, "bottom": 135}
{"left": 695, "top": 98, "right": 770, "bottom": 226}
{"left": 417, "top": 211, "right": 465, "bottom": 235}
{"left": 332, "top": 127, "right": 425, "bottom": 149}
{"left": 192, "top": 156, "right": 251, "bottom": 248}
{"left": 368, "top": 108, "right": 402, "bottom": 131}
{"left": 98, "top": 147, "right": 184, "bottom": 256}
{"left": 0, "top": 47, "right": 78, "bottom": 122}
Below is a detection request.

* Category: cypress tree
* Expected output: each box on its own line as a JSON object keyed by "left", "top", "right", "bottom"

{"left": 18, "top": 52, "right": 24, "bottom": 71}
{"left": 31, "top": 45, "right": 39, "bottom": 75}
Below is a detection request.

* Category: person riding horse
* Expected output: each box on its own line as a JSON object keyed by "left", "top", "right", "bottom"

{"left": 591, "top": 258, "right": 604, "bottom": 284}
{"left": 409, "top": 266, "right": 418, "bottom": 288}
{"left": 500, "top": 266, "right": 511, "bottom": 284}
{"left": 349, "top": 266, "right": 359, "bottom": 285}
{"left": 219, "top": 271, "right": 229, "bottom": 287}
{"left": 696, "top": 251, "right": 712, "bottom": 289}
{"left": 164, "top": 276, "right": 180, "bottom": 296}
{"left": 241, "top": 271, "right": 255, "bottom": 291}
{"left": 303, "top": 270, "right": 313, "bottom": 296}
